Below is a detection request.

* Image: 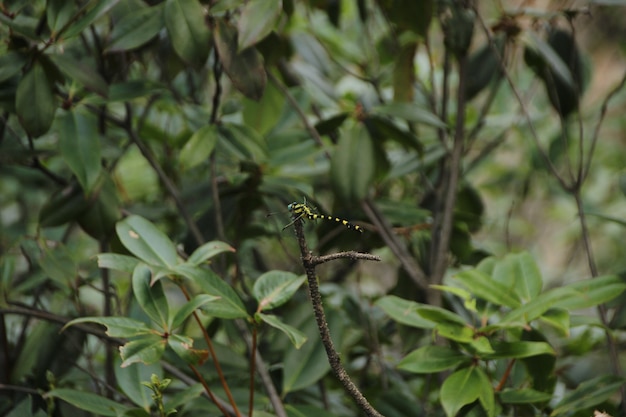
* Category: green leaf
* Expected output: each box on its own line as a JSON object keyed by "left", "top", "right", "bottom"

{"left": 120, "top": 335, "right": 167, "bottom": 367}
{"left": 47, "top": 53, "right": 108, "bottom": 97}
{"left": 454, "top": 269, "right": 521, "bottom": 308}
{"left": 62, "top": 0, "right": 121, "bottom": 39}
{"left": 213, "top": 18, "right": 267, "bottom": 100}
{"left": 484, "top": 341, "right": 555, "bottom": 359}
{"left": 372, "top": 102, "right": 446, "bottom": 129}
{"left": 106, "top": 4, "right": 164, "bottom": 53}
{"left": 179, "top": 125, "right": 219, "bottom": 171}
{"left": 551, "top": 275, "right": 626, "bottom": 310}
{"left": 172, "top": 263, "right": 248, "bottom": 319}
{"left": 170, "top": 294, "right": 220, "bottom": 330}
{"left": 97, "top": 253, "right": 140, "bottom": 273}
{"left": 499, "top": 388, "right": 553, "bottom": 404}
{"left": 331, "top": 122, "right": 375, "bottom": 203}
{"left": 283, "top": 311, "right": 344, "bottom": 394}
{"left": 132, "top": 263, "right": 169, "bottom": 330}
{"left": 253, "top": 271, "right": 305, "bottom": 311}
{"left": 63, "top": 316, "right": 153, "bottom": 338}
{"left": 440, "top": 366, "right": 484, "bottom": 417}
{"left": 47, "top": 0, "right": 75, "bottom": 34}
{"left": 524, "top": 31, "right": 575, "bottom": 91}
{"left": 165, "top": 0, "right": 211, "bottom": 66}
{"left": 417, "top": 305, "right": 468, "bottom": 326}
{"left": 476, "top": 367, "right": 496, "bottom": 417}
{"left": 16, "top": 61, "right": 56, "bottom": 137}
{"left": 187, "top": 241, "right": 235, "bottom": 265}
{"left": 550, "top": 375, "right": 625, "bottom": 416}
{"left": 501, "top": 275, "right": 626, "bottom": 326}
{"left": 106, "top": 80, "right": 166, "bottom": 102}
{"left": 398, "top": 345, "right": 469, "bottom": 373}
{"left": 168, "top": 334, "right": 208, "bottom": 365}
{"left": 115, "top": 361, "right": 163, "bottom": 410}
{"left": 492, "top": 252, "right": 543, "bottom": 302}
{"left": 59, "top": 110, "right": 102, "bottom": 194}
{"left": 375, "top": 295, "right": 435, "bottom": 329}
{"left": 76, "top": 174, "right": 120, "bottom": 239}
{"left": 258, "top": 313, "right": 307, "bottom": 349}
{"left": 217, "top": 122, "right": 268, "bottom": 162}
{"left": 38, "top": 243, "right": 76, "bottom": 288}
{"left": 435, "top": 322, "right": 475, "bottom": 343}
{"left": 45, "top": 388, "right": 130, "bottom": 416}
{"left": 0, "top": 51, "right": 28, "bottom": 83}
{"left": 242, "top": 80, "right": 284, "bottom": 136}
{"left": 237, "top": 0, "right": 282, "bottom": 51}
{"left": 539, "top": 308, "right": 570, "bottom": 336}
{"left": 116, "top": 215, "right": 178, "bottom": 268}
{"left": 392, "top": 41, "right": 417, "bottom": 103}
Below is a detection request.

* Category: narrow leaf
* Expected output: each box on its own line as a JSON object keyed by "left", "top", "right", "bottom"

{"left": 398, "top": 345, "right": 469, "bottom": 373}
{"left": 237, "top": 0, "right": 282, "bottom": 51}
{"left": 213, "top": 18, "right": 266, "bottom": 100}
{"left": 484, "top": 341, "right": 555, "bottom": 359}
{"left": 16, "top": 61, "right": 55, "bottom": 137}
{"left": 45, "top": 388, "right": 129, "bottom": 416}
{"left": 440, "top": 367, "right": 483, "bottom": 417}
{"left": 253, "top": 271, "right": 305, "bottom": 311}
{"left": 168, "top": 334, "right": 209, "bottom": 365}
{"left": 48, "top": 53, "right": 108, "bottom": 97}
{"left": 258, "top": 313, "right": 307, "bottom": 349}
{"left": 187, "top": 241, "right": 235, "bottom": 265}
{"left": 132, "top": 264, "right": 169, "bottom": 329}
{"left": 551, "top": 375, "right": 625, "bottom": 416}
{"left": 492, "top": 252, "right": 542, "bottom": 302}
{"left": 62, "top": 316, "right": 153, "bottom": 338}
{"left": 97, "top": 253, "right": 140, "bottom": 273}
{"left": 375, "top": 295, "right": 435, "bottom": 329}
{"left": 331, "top": 122, "right": 375, "bottom": 203}
{"left": 172, "top": 263, "right": 248, "bottom": 319}
{"left": 455, "top": 269, "right": 522, "bottom": 308}
{"left": 165, "top": 0, "right": 211, "bottom": 66}
{"left": 63, "top": 0, "right": 121, "bottom": 39}
{"left": 373, "top": 102, "right": 446, "bottom": 129}
{"left": 120, "top": 335, "right": 167, "bottom": 367}
{"left": 179, "top": 125, "right": 219, "bottom": 170}
{"left": 106, "top": 5, "right": 164, "bottom": 53}
{"left": 59, "top": 110, "right": 102, "bottom": 194}
{"left": 170, "top": 294, "right": 220, "bottom": 330}
{"left": 116, "top": 215, "right": 178, "bottom": 268}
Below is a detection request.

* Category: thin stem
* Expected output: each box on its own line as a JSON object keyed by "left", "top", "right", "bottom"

{"left": 431, "top": 54, "right": 469, "bottom": 285}
{"left": 291, "top": 218, "right": 384, "bottom": 417}
{"left": 188, "top": 364, "right": 234, "bottom": 417}
{"left": 248, "top": 326, "right": 257, "bottom": 417}
{"left": 179, "top": 286, "right": 242, "bottom": 417}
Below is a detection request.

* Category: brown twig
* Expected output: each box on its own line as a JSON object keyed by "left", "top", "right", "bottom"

{"left": 291, "top": 217, "right": 384, "bottom": 417}
{"left": 179, "top": 285, "right": 242, "bottom": 417}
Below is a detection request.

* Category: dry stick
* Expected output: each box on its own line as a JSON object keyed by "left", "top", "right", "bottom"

{"left": 233, "top": 319, "right": 288, "bottom": 417}
{"left": 188, "top": 364, "right": 234, "bottom": 417}
{"left": 431, "top": 55, "right": 468, "bottom": 287}
{"left": 248, "top": 327, "right": 258, "bottom": 417}
{"left": 291, "top": 219, "right": 384, "bottom": 417}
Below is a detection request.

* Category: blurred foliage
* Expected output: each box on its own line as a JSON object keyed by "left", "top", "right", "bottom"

{"left": 1, "top": 1, "right": 626, "bottom": 417}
